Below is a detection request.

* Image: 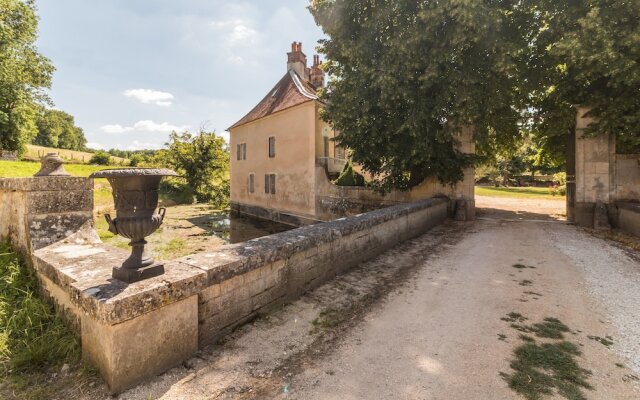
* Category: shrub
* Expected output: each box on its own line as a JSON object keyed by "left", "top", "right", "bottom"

{"left": 159, "top": 178, "right": 196, "bottom": 205}
{"left": 334, "top": 162, "right": 366, "bottom": 187}
{"left": 88, "top": 150, "right": 111, "bottom": 165}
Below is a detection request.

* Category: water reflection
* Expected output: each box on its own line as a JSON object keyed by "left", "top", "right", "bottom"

{"left": 203, "top": 212, "right": 294, "bottom": 244}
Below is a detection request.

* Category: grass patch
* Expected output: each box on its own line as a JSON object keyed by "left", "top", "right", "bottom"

{"left": 498, "top": 334, "right": 508, "bottom": 341}
{"left": 0, "top": 243, "right": 80, "bottom": 373}
{"left": 0, "top": 159, "right": 111, "bottom": 178}
{"left": 475, "top": 186, "right": 565, "bottom": 200}
{"left": 531, "top": 318, "right": 570, "bottom": 339}
{"left": 587, "top": 335, "right": 614, "bottom": 347}
{"left": 156, "top": 238, "right": 187, "bottom": 260}
{"left": 502, "top": 340, "right": 592, "bottom": 400}
{"left": 519, "top": 280, "right": 533, "bottom": 287}
{"left": 524, "top": 291, "right": 543, "bottom": 297}
{"left": 0, "top": 242, "right": 100, "bottom": 399}
{"left": 513, "top": 264, "right": 528, "bottom": 269}
{"left": 503, "top": 314, "right": 592, "bottom": 400}
{"left": 504, "top": 315, "right": 571, "bottom": 339}
{"left": 502, "top": 312, "right": 528, "bottom": 323}
{"left": 310, "top": 308, "right": 349, "bottom": 333}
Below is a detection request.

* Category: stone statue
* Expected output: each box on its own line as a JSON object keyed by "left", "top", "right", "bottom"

{"left": 34, "top": 153, "right": 71, "bottom": 177}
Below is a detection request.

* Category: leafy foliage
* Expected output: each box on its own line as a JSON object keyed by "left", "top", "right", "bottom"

{"left": 88, "top": 150, "right": 111, "bottom": 165}
{"left": 0, "top": 0, "right": 54, "bottom": 155}
{"left": 33, "top": 108, "right": 86, "bottom": 150}
{"left": 309, "top": 0, "right": 521, "bottom": 191}
{"left": 163, "top": 131, "right": 230, "bottom": 207}
{"left": 334, "top": 161, "right": 366, "bottom": 187}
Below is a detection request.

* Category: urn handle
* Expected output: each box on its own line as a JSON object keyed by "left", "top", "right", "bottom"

{"left": 158, "top": 207, "right": 167, "bottom": 222}
{"left": 105, "top": 214, "right": 118, "bottom": 235}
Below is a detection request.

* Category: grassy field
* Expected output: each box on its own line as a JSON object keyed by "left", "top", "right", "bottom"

{"left": 475, "top": 186, "right": 566, "bottom": 200}
{"left": 25, "top": 144, "right": 128, "bottom": 165}
{"left": 0, "top": 160, "right": 115, "bottom": 209}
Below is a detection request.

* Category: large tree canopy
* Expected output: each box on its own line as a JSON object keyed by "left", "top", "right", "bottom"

{"left": 33, "top": 108, "right": 87, "bottom": 150}
{"left": 0, "top": 0, "right": 54, "bottom": 154}
{"left": 310, "top": 0, "right": 640, "bottom": 190}
{"left": 309, "top": 0, "right": 522, "bottom": 191}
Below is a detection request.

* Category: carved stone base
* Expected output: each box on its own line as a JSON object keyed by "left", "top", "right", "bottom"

{"left": 113, "top": 263, "right": 165, "bottom": 284}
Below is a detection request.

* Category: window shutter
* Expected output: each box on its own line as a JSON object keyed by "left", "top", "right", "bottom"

{"left": 236, "top": 144, "right": 241, "bottom": 160}
{"left": 265, "top": 174, "right": 270, "bottom": 194}
{"left": 268, "top": 137, "right": 276, "bottom": 158}
{"left": 242, "top": 143, "right": 247, "bottom": 160}
{"left": 270, "top": 174, "right": 276, "bottom": 194}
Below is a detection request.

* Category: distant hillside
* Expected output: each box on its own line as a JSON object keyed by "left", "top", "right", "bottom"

{"left": 25, "top": 145, "right": 128, "bottom": 165}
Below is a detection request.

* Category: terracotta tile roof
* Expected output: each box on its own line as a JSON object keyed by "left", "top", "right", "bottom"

{"left": 229, "top": 70, "right": 320, "bottom": 130}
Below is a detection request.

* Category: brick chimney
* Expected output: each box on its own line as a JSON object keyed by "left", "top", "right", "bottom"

{"left": 310, "top": 54, "right": 325, "bottom": 88}
{"left": 287, "top": 41, "right": 310, "bottom": 80}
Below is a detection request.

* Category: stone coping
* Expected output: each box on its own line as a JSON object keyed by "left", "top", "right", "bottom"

{"left": 0, "top": 176, "right": 92, "bottom": 191}
{"left": 32, "top": 197, "right": 446, "bottom": 326}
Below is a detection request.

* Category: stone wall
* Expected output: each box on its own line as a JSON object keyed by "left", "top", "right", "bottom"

{"left": 2, "top": 174, "right": 447, "bottom": 393}
{"left": 617, "top": 202, "right": 640, "bottom": 237}
{"left": 192, "top": 198, "right": 447, "bottom": 346}
{"left": 0, "top": 177, "right": 95, "bottom": 256}
{"left": 614, "top": 154, "right": 640, "bottom": 201}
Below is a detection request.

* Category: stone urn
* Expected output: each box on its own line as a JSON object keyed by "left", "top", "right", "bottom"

{"left": 90, "top": 168, "right": 178, "bottom": 283}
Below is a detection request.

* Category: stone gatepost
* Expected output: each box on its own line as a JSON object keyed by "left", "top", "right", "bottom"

{"left": 573, "top": 107, "right": 617, "bottom": 228}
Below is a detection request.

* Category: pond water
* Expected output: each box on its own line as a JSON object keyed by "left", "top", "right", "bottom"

{"left": 203, "top": 212, "right": 295, "bottom": 244}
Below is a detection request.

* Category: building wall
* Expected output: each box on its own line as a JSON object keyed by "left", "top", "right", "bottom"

{"left": 614, "top": 154, "right": 640, "bottom": 201}
{"left": 230, "top": 102, "right": 317, "bottom": 217}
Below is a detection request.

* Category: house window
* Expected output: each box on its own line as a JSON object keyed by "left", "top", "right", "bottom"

{"left": 264, "top": 174, "right": 276, "bottom": 194}
{"left": 335, "top": 144, "right": 346, "bottom": 160}
{"left": 248, "top": 174, "right": 255, "bottom": 193}
{"left": 237, "top": 143, "right": 247, "bottom": 160}
{"left": 323, "top": 136, "right": 330, "bottom": 157}
{"left": 268, "top": 137, "right": 276, "bottom": 158}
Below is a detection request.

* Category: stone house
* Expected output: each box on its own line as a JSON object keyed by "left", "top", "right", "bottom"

{"left": 229, "top": 42, "right": 476, "bottom": 225}
{"left": 228, "top": 42, "right": 347, "bottom": 225}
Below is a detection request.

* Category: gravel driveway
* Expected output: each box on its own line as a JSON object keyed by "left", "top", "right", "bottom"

{"left": 86, "top": 196, "right": 640, "bottom": 400}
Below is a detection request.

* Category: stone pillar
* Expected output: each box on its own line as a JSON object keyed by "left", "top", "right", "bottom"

{"left": 453, "top": 126, "right": 476, "bottom": 220}
{"left": 573, "top": 107, "right": 616, "bottom": 227}
{"left": 0, "top": 177, "right": 96, "bottom": 256}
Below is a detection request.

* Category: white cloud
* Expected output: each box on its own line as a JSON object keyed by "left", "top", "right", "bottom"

{"left": 123, "top": 89, "right": 174, "bottom": 107}
{"left": 100, "top": 124, "right": 133, "bottom": 134}
{"left": 127, "top": 140, "right": 162, "bottom": 151}
{"left": 100, "top": 120, "right": 190, "bottom": 134}
{"left": 86, "top": 142, "right": 106, "bottom": 150}
{"left": 210, "top": 19, "right": 257, "bottom": 46}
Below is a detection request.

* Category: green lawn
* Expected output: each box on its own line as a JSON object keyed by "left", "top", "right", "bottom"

{"left": 0, "top": 159, "right": 112, "bottom": 178}
{"left": 475, "top": 185, "right": 566, "bottom": 200}
{"left": 0, "top": 160, "right": 115, "bottom": 209}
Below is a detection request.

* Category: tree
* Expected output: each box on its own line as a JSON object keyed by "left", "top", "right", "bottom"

{"left": 518, "top": 0, "right": 640, "bottom": 156}
{"left": 0, "top": 0, "right": 54, "bottom": 155}
{"left": 309, "top": 0, "right": 522, "bottom": 192}
{"left": 33, "top": 108, "right": 87, "bottom": 150}
{"left": 164, "top": 131, "right": 230, "bottom": 206}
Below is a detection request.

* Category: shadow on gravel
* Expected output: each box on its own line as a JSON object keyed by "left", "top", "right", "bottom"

{"left": 477, "top": 207, "right": 566, "bottom": 222}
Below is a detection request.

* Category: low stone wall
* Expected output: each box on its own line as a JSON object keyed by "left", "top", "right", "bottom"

{"left": 192, "top": 198, "right": 447, "bottom": 346}
{"left": 6, "top": 176, "right": 447, "bottom": 393}
{"left": 615, "top": 154, "right": 640, "bottom": 201}
{"left": 314, "top": 165, "right": 475, "bottom": 221}
{"left": 617, "top": 202, "right": 640, "bottom": 237}
{"left": 0, "top": 177, "right": 95, "bottom": 255}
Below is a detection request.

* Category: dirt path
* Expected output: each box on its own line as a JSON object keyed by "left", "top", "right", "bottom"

{"left": 84, "top": 196, "right": 639, "bottom": 400}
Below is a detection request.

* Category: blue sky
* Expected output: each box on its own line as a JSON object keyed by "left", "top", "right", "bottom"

{"left": 35, "top": 0, "right": 324, "bottom": 150}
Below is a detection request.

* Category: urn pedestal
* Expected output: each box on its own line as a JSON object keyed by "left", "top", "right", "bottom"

{"left": 90, "top": 168, "right": 178, "bottom": 283}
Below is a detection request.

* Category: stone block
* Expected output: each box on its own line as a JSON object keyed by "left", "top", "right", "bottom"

{"left": 28, "top": 190, "right": 93, "bottom": 214}
{"left": 82, "top": 295, "right": 198, "bottom": 394}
